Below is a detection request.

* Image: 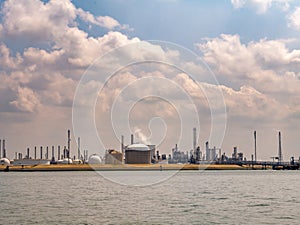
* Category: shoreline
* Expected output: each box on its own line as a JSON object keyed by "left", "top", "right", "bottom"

{"left": 0, "top": 164, "right": 271, "bottom": 172}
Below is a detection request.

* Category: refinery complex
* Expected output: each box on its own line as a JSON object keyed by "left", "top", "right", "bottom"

{"left": 0, "top": 128, "right": 299, "bottom": 171}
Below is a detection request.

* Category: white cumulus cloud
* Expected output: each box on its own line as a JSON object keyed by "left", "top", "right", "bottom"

{"left": 231, "top": 0, "right": 292, "bottom": 13}
{"left": 288, "top": 7, "right": 300, "bottom": 30}
{"left": 76, "top": 8, "right": 129, "bottom": 30}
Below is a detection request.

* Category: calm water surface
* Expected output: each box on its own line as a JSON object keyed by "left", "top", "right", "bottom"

{"left": 0, "top": 170, "right": 299, "bottom": 224}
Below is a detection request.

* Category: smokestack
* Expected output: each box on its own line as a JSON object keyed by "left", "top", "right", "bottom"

{"left": 58, "top": 146, "right": 61, "bottom": 160}
{"left": 254, "top": 131, "right": 257, "bottom": 162}
{"left": 34, "top": 146, "right": 37, "bottom": 159}
{"left": 27, "top": 148, "right": 30, "bottom": 159}
{"left": 78, "top": 137, "right": 80, "bottom": 160}
{"left": 0, "top": 139, "right": 1, "bottom": 158}
{"left": 193, "top": 128, "right": 197, "bottom": 156}
{"left": 46, "top": 146, "right": 49, "bottom": 159}
{"left": 121, "top": 135, "right": 124, "bottom": 154}
{"left": 52, "top": 146, "right": 55, "bottom": 162}
{"left": 67, "top": 129, "right": 71, "bottom": 160}
{"left": 205, "top": 141, "right": 209, "bottom": 161}
{"left": 63, "top": 146, "right": 66, "bottom": 159}
{"left": 40, "top": 146, "right": 43, "bottom": 159}
{"left": 3, "top": 139, "right": 6, "bottom": 158}
{"left": 278, "top": 131, "right": 283, "bottom": 163}
{"left": 131, "top": 134, "right": 134, "bottom": 145}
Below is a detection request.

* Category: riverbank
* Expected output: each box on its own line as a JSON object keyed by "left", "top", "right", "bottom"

{"left": 0, "top": 163, "right": 270, "bottom": 172}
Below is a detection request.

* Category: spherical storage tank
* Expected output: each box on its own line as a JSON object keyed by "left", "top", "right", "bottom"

{"left": 125, "top": 144, "right": 151, "bottom": 164}
{"left": 0, "top": 158, "right": 10, "bottom": 166}
{"left": 88, "top": 154, "right": 102, "bottom": 164}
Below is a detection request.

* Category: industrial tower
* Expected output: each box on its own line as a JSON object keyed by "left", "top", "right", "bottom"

{"left": 278, "top": 131, "right": 283, "bottom": 163}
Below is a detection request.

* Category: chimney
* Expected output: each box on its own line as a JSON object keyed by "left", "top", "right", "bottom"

{"left": 0, "top": 139, "right": 1, "bottom": 158}
{"left": 27, "top": 148, "right": 30, "bottom": 159}
{"left": 78, "top": 137, "right": 80, "bottom": 160}
{"left": 121, "top": 135, "right": 124, "bottom": 154}
{"left": 254, "top": 131, "right": 257, "bottom": 162}
{"left": 131, "top": 134, "right": 134, "bottom": 145}
{"left": 52, "top": 146, "right": 55, "bottom": 162}
{"left": 193, "top": 128, "right": 197, "bottom": 156}
{"left": 40, "top": 146, "right": 43, "bottom": 159}
{"left": 46, "top": 146, "right": 49, "bottom": 159}
{"left": 278, "top": 131, "right": 283, "bottom": 163}
{"left": 3, "top": 139, "right": 6, "bottom": 158}
{"left": 67, "top": 129, "right": 71, "bottom": 160}
{"left": 63, "top": 146, "right": 66, "bottom": 159}
{"left": 34, "top": 146, "right": 37, "bottom": 159}
{"left": 58, "top": 146, "right": 61, "bottom": 160}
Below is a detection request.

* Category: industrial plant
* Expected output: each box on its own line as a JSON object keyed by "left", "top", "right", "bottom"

{"left": 1, "top": 127, "right": 300, "bottom": 171}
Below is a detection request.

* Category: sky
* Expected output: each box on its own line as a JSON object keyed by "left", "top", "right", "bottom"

{"left": 1, "top": 0, "right": 300, "bottom": 161}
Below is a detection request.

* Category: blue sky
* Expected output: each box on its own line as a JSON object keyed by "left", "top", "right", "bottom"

{"left": 1, "top": 0, "right": 300, "bottom": 161}
{"left": 72, "top": 0, "right": 299, "bottom": 49}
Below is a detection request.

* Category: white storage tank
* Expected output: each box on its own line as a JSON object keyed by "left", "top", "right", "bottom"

{"left": 0, "top": 158, "right": 10, "bottom": 166}
{"left": 88, "top": 154, "right": 102, "bottom": 164}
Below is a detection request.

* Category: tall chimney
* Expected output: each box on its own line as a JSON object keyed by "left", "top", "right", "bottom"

{"left": 67, "top": 129, "right": 71, "bottom": 160}
{"left": 27, "top": 148, "right": 30, "bottom": 159}
{"left": 193, "top": 128, "right": 197, "bottom": 157}
{"left": 46, "top": 146, "right": 49, "bottom": 160}
{"left": 205, "top": 141, "right": 209, "bottom": 161}
{"left": 254, "top": 131, "right": 257, "bottom": 162}
{"left": 121, "top": 135, "right": 124, "bottom": 153}
{"left": 40, "top": 146, "right": 43, "bottom": 159}
{"left": 58, "top": 145, "right": 61, "bottom": 160}
{"left": 34, "top": 146, "right": 37, "bottom": 159}
{"left": 0, "top": 139, "right": 2, "bottom": 158}
{"left": 131, "top": 134, "right": 134, "bottom": 145}
{"left": 78, "top": 137, "right": 80, "bottom": 160}
{"left": 52, "top": 146, "right": 55, "bottom": 162}
{"left": 3, "top": 139, "right": 6, "bottom": 158}
{"left": 278, "top": 131, "right": 283, "bottom": 163}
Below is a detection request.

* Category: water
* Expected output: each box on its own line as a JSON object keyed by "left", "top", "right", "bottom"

{"left": 0, "top": 170, "right": 299, "bottom": 224}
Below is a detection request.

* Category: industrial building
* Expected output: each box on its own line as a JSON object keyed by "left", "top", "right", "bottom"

{"left": 125, "top": 143, "right": 153, "bottom": 164}
{"left": 169, "top": 144, "right": 189, "bottom": 164}
{"left": 105, "top": 149, "right": 123, "bottom": 164}
{"left": 205, "top": 141, "right": 220, "bottom": 162}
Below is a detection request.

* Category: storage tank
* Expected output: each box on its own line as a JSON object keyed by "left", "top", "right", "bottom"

{"left": 88, "top": 154, "right": 102, "bottom": 164}
{"left": 125, "top": 143, "right": 151, "bottom": 164}
{"left": 57, "top": 158, "right": 73, "bottom": 164}
{"left": 0, "top": 158, "right": 10, "bottom": 166}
